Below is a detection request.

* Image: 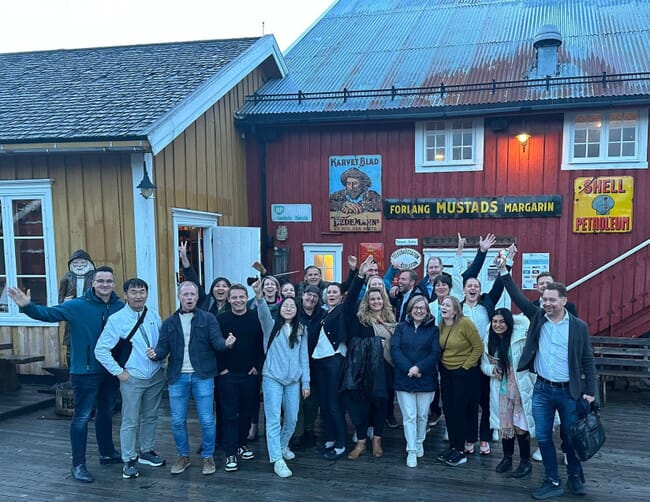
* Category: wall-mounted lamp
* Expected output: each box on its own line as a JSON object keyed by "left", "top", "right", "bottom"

{"left": 515, "top": 131, "right": 531, "bottom": 152}
{"left": 136, "top": 165, "right": 156, "bottom": 199}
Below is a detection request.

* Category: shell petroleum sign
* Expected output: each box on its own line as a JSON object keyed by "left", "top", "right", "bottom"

{"left": 573, "top": 176, "right": 633, "bottom": 233}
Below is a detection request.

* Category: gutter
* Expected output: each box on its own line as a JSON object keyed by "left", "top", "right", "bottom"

{"left": 0, "top": 139, "right": 151, "bottom": 154}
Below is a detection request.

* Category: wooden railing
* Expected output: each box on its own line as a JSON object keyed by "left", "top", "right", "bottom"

{"left": 567, "top": 240, "right": 650, "bottom": 338}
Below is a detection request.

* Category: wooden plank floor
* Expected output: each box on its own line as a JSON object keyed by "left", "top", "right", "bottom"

{"left": 1, "top": 389, "right": 648, "bottom": 502}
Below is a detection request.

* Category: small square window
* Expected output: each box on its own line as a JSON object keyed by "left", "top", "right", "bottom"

{"left": 415, "top": 118, "right": 484, "bottom": 173}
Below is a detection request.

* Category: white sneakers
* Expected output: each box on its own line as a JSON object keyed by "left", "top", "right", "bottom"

{"left": 281, "top": 447, "right": 296, "bottom": 460}
{"left": 406, "top": 452, "right": 417, "bottom": 468}
{"left": 532, "top": 448, "right": 542, "bottom": 461}
{"left": 416, "top": 444, "right": 424, "bottom": 458}
{"left": 274, "top": 459, "right": 293, "bottom": 478}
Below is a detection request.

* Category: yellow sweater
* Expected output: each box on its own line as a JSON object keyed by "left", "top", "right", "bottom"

{"left": 439, "top": 317, "right": 483, "bottom": 370}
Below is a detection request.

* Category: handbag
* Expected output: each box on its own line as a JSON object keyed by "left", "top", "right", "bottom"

{"left": 111, "top": 307, "right": 147, "bottom": 368}
{"left": 569, "top": 401, "right": 606, "bottom": 461}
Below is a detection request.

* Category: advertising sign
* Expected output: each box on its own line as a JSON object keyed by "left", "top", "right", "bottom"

{"left": 573, "top": 176, "right": 633, "bottom": 233}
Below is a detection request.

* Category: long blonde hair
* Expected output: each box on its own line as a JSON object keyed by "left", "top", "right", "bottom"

{"left": 358, "top": 287, "right": 396, "bottom": 326}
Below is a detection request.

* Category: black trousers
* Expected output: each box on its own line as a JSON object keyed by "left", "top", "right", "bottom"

{"left": 345, "top": 393, "right": 387, "bottom": 439}
{"left": 478, "top": 371, "right": 492, "bottom": 442}
{"left": 440, "top": 365, "right": 480, "bottom": 452}
{"left": 218, "top": 373, "right": 258, "bottom": 457}
{"left": 314, "top": 355, "right": 347, "bottom": 448}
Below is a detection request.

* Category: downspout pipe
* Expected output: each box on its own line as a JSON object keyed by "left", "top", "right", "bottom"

{"left": 258, "top": 137, "right": 270, "bottom": 271}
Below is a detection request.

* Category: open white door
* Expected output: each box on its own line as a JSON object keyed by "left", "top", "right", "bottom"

{"left": 210, "top": 226, "right": 261, "bottom": 295}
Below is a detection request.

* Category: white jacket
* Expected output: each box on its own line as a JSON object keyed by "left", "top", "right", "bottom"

{"left": 480, "top": 314, "right": 536, "bottom": 438}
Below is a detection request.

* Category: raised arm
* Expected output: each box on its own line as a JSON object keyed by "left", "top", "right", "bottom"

{"left": 179, "top": 241, "right": 207, "bottom": 308}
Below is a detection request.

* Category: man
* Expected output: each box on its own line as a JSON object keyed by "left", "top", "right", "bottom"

{"left": 292, "top": 284, "right": 325, "bottom": 449}
{"left": 216, "top": 284, "right": 265, "bottom": 472}
{"left": 329, "top": 167, "right": 381, "bottom": 214}
{"left": 8, "top": 266, "right": 124, "bottom": 483}
{"left": 535, "top": 272, "right": 578, "bottom": 316}
{"left": 94, "top": 278, "right": 165, "bottom": 479}
{"left": 392, "top": 270, "right": 426, "bottom": 322}
{"left": 147, "top": 281, "right": 235, "bottom": 476}
{"left": 501, "top": 268, "right": 596, "bottom": 499}
{"left": 418, "top": 256, "right": 444, "bottom": 302}
{"left": 295, "top": 265, "right": 330, "bottom": 300}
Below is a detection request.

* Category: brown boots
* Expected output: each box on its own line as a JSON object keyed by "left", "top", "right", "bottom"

{"left": 372, "top": 436, "right": 383, "bottom": 457}
{"left": 347, "top": 439, "right": 366, "bottom": 459}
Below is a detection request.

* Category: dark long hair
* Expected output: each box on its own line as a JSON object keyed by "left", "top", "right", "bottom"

{"left": 487, "top": 308, "right": 514, "bottom": 377}
{"left": 270, "top": 297, "right": 301, "bottom": 349}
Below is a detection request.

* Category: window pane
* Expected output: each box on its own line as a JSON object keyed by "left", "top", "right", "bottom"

{"left": 452, "top": 132, "right": 461, "bottom": 145}
{"left": 463, "top": 145, "right": 472, "bottom": 159}
{"left": 15, "top": 238, "right": 46, "bottom": 275}
{"left": 452, "top": 147, "right": 461, "bottom": 160}
{"left": 587, "top": 144, "right": 600, "bottom": 157}
{"left": 574, "top": 129, "right": 586, "bottom": 143}
{"left": 18, "top": 277, "right": 47, "bottom": 306}
{"left": 609, "top": 129, "right": 621, "bottom": 142}
{"left": 13, "top": 199, "right": 43, "bottom": 236}
{"left": 608, "top": 143, "right": 621, "bottom": 157}
{"left": 434, "top": 148, "right": 445, "bottom": 161}
{"left": 574, "top": 144, "right": 586, "bottom": 158}
{"left": 0, "top": 237, "right": 5, "bottom": 275}
{"left": 622, "top": 127, "right": 635, "bottom": 142}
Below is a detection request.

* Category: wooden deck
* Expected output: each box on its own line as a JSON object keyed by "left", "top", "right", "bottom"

{"left": 1, "top": 388, "right": 648, "bottom": 502}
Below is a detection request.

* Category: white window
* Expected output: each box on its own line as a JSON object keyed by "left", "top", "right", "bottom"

{"left": 0, "top": 179, "right": 58, "bottom": 325}
{"left": 303, "top": 243, "right": 343, "bottom": 283}
{"left": 415, "top": 118, "right": 484, "bottom": 173}
{"left": 562, "top": 109, "right": 648, "bottom": 170}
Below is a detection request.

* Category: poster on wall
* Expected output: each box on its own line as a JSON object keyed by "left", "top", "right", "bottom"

{"left": 329, "top": 155, "right": 382, "bottom": 232}
{"left": 359, "top": 243, "right": 384, "bottom": 273}
{"left": 573, "top": 176, "right": 633, "bottom": 233}
{"left": 521, "top": 253, "right": 550, "bottom": 290}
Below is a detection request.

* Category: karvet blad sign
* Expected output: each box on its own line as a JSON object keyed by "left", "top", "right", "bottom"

{"left": 573, "top": 176, "right": 633, "bottom": 233}
{"left": 271, "top": 204, "right": 312, "bottom": 222}
{"left": 384, "top": 195, "right": 562, "bottom": 219}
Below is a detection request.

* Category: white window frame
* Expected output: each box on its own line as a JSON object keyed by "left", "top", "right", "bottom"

{"left": 415, "top": 118, "right": 485, "bottom": 173}
{"left": 561, "top": 109, "right": 648, "bottom": 170}
{"left": 0, "top": 179, "right": 58, "bottom": 326}
{"left": 302, "top": 243, "right": 343, "bottom": 283}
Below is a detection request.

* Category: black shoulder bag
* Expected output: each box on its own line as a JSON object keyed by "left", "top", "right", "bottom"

{"left": 111, "top": 307, "right": 147, "bottom": 368}
{"left": 570, "top": 401, "right": 606, "bottom": 461}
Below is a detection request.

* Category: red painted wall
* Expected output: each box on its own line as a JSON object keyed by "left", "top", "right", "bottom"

{"left": 246, "top": 114, "right": 650, "bottom": 336}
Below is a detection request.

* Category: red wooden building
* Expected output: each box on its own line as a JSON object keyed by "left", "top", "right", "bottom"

{"left": 237, "top": 0, "right": 650, "bottom": 338}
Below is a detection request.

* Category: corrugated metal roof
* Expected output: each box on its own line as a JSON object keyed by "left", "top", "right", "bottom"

{"left": 0, "top": 38, "right": 260, "bottom": 142}
{"left": 238, "top": 0, "right": 650, "bottom": 121}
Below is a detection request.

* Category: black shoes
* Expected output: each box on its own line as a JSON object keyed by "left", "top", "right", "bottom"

{"left": 511, "top": 459, "right": 532, "bottom": 478}
{"left": 99, "top": 450, "right": 122, "bottom": 465}
{"left": 323, "top": 447, "right": 346, "bottom": 460}
{"left": 495, "top": 456, "right": 513, "bottom": 473}
{"left": 71, "top": 464, "right": 94, "bottom": 483}
{"left": 567, "top": 473, "right": 587, "bottom": 496}
{"left": 532, "top": 478, "right": 564, "bottom": 500}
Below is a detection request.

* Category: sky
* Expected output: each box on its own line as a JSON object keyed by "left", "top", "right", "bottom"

{"left": 0, "top": 0, "right": 335, "bottom": 54}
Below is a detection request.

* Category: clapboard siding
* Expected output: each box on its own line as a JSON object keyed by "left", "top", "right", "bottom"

{"left": 247, "top": 112, "right": 649, "bottom": 337}
{"left": 0, "top": 152, "right": 136, "bottom": 371}
{"left": 154, "top": 67, "right": 267, "bottom": 316}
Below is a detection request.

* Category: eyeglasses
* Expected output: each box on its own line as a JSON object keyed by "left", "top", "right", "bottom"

{"left": 303, "top": 294, "right": 318, "bottom": 301}
{"left": 411, "top": 306, "right": 428, "bottom": 312}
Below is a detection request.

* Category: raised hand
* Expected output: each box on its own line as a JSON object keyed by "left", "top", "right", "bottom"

{"left": 348, "top": 255, "right": 358, "bottom": 270}
{"left": 252, "top": 279, "right": 263, "bottom": 299}
{"left": 178, "top": 241, "right": 190, "bottom": 268}
{"left": 457, "top": 232, "right": 467, "bottom": 253}
{"left": 358, "top": 255, "right": 375, "bottom": 276}
{"left": 479, "top": 233, "right": 497, "bottom": 252}
{"left": 7, "top": 287, "right": 31, "bottom": 307}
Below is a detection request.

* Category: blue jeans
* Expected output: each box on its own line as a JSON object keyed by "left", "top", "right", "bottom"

{"left": 168, "top": 373, "right": 215, "bottom": 458}
{"left": 532, "top": 379, "right": 582, "bottom": 481}
{"left": 263, "top": 377, "right": 300, "bottom": 462}
{"left": 70, "top": 372, "right": 119, "bottom": 467}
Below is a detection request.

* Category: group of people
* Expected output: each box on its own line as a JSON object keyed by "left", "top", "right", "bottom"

{"left": 7, "top": 234, "right": 597, "bottom": 500}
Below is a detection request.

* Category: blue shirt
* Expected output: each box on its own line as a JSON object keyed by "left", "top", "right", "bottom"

{"left": 535, "top": 310, "right": 570, "bottom": 382}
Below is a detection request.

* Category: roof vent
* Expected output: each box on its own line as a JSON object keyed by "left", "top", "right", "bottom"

{"left": 533, "top": 24, "right": 562, "bottom": 77}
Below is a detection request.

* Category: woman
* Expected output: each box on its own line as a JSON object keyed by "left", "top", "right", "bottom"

{"left": 342, "top": 257, "right": 396, "bottom": 459}
{"left": 481, "top": 308, "right": 535, "bottom": 478}
{"left": 249, "top": 275, "right": 282, "bottom": 313}
{"left": 437, "top": 296, "right": 483, "bottom": 467}
{"left": 207, "top": 277, "right": 231, "bottom": 317}
{"left": 280, "top": 282, "right": 296, "bottom": 299}
{"left": 254, "top": 283, "right": 310, "bottom": 478}
{"left": 390, "top": 295, "right": 441, "bottom": 468}
{"left": 312, "top": 280, "right": 354, "bottom": 460}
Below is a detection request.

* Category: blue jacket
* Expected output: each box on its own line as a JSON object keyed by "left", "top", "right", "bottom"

{"left": 21, "top": 288, "right": 123, "bottom": 375}
{"left": 391, "top": 317, "right": 441, "bottom": 393}
{"left": 153, "top": 309, "right": 227, "bottom": 385}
